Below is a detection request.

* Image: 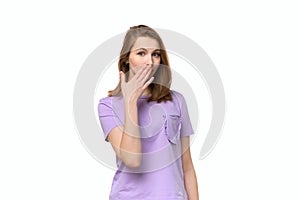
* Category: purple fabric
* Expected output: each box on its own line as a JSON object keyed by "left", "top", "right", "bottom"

{"left": 98, "top": 90, "right": 194, "bottom": 200}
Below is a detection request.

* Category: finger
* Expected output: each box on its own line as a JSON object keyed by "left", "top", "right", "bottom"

{"left": 137, "top": 65, "right": 151, "bottom": 82}
{"left": 140, "top": 67, "right": 152, "bottom": 84}
{"left": 142, "top": 76, "right": 154, "bottom": 90}
{"left": 135, "top": 65, "right": 149, "bottom": 80}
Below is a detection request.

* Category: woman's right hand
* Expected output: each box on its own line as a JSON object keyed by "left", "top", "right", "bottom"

{"left": 120, "top": 65, "right": 154, "bottom": 102}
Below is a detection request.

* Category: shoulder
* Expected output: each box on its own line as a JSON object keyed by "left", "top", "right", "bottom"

{"left": 98, "top": 96, "right": 111, "bottom": 107}
{"left": 98, "top": 95, "right": 123, "bottom": 110}
{"left": 99, "top": 95, "right": 122, "bottom": 103}
{"left": 99, "top": 96, "right": 111, "bottom": 104}
{"left": 170, "top": 89, "right": 185, "bottom": 103}
{"left": 170, "top": 89, "right": 183, "bottom": 97}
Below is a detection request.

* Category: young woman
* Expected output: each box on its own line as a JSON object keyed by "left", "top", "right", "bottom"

{"left": 98, "top": 25, "right": 199, "bottom": 200}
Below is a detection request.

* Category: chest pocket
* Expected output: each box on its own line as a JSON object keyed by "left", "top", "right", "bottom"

{"left": 165, "top": 114, "right": 182, "bottom": 144}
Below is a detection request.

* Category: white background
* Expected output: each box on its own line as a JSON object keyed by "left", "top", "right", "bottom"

{"left": 1, "top": 0, "right": 299, "bottom": 199}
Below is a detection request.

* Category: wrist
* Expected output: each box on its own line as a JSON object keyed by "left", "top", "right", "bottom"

{"left": 124, "top": 97, "right": 137, "bottom": 106}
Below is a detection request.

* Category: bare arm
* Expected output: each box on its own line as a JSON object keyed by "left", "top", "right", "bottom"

{"left": 106, "top": 65, "right": 154, "bottom": 168}
{"left": 181, "top": 136, "right": 199, "bottom": 200}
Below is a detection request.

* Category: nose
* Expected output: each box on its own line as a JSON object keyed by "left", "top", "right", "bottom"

{"left": 146, "top": 54, "right": 153, "bottom": 66}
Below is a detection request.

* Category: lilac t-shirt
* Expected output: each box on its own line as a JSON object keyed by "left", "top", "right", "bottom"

{"left": 98, "top": 90, "right": 194, "bottom": 200}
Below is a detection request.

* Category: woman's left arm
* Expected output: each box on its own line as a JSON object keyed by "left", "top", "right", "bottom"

{"left": 181, "top": 136, "right": 199, "bottom": 200}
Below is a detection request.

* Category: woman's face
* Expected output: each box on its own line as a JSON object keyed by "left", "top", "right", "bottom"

{"left": 127, "top": 37, "right": 161, "bottom": 80}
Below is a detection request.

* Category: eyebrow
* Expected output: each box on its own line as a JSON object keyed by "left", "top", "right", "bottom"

{"left": 133, "top": 48, "right": 161, "bottom": 52}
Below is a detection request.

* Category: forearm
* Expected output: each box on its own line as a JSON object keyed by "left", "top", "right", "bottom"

{"left": 120, "top": 98, "right": 142, "bottom": 167}
{"left": 184, "top": 167, "right": 199, "bottom": 200}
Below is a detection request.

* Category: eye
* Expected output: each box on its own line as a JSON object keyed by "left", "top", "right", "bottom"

{"left": 152, "top": 52, "right": 161, "bottom": 58}
{"left": 137, "top": 51, "right": 145, "bottom": 56}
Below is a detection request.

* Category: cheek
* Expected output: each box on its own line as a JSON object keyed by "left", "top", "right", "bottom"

{"left": 154, "top": 57, "right": 161, "bottom": 64}
{"left": 129, "top": 55, "right": 144, "bottom": 67}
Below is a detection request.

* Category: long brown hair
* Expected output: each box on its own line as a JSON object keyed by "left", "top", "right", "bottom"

{"left": 108, "top": 25, "right": 173, "bottom": 103}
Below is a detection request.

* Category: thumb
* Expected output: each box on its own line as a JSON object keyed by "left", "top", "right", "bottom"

{"left": 120, "top": 71, "right": 125, "bottom": 84}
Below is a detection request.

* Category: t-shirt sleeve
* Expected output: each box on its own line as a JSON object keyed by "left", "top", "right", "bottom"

{"left": 173, "top": 91, "right": 195, "bottom": 137}
{"left": 98, "top": 97, "right": 123, "bottom": 142}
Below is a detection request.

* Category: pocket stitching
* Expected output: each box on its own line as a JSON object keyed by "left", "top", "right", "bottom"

{"left": 165, "top": 114, "right": 181, "bottom": 144}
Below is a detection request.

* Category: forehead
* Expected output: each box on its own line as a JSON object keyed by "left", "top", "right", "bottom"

{"left": 131, "top": 37, "right": 160, "bottom": 51}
